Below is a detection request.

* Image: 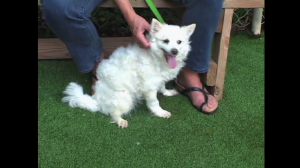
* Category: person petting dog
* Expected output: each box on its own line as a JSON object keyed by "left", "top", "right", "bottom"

{"left": 42, "top": 0, "right": 223, "bottom": 114}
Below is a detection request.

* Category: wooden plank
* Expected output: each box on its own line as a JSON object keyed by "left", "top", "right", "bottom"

{"left": 206, "top": 58, "right": 217, "bottom": 86}
{"left": 211, "top": 9, "right": 234, "bottom": 101}
{"left": 38, "top": 38, "right": 70, "bottom": 59}
{"left": 223, "top": 0, "right": 265, "bottom": 8}
{"left": 38, "top": 37, "right": 134, "bottom": 59}
{"left": 216, "top": 9, "right": 224, "bottom": 33}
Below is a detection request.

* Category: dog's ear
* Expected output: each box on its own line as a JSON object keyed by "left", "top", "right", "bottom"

{"left": 150, "top": 18, "right": 163, "bottom": 34}
{"left": 181, "top": 24, "right": 196, "bottom": 37}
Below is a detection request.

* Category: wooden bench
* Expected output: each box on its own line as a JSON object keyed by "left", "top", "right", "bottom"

{"left": 38, "top": 0, "right": 264, "bottom": 101}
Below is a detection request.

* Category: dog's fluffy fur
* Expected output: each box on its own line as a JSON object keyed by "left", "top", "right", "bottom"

{"left": 62, "top": 19, "right": 196, "bottom": 128}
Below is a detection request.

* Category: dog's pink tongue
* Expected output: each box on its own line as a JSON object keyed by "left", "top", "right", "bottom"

{"left": 167, "top": 55, "right": 177, "bottom": 69}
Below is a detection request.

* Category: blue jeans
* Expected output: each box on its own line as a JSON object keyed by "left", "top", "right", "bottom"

{"left": 42, "top": 0, "right": 223, "bottom": 73}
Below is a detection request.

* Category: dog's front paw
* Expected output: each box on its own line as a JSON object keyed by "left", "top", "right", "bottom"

{"left": 161, "top": 89, "right": 178, "bottom": 97}
{"left": 153, "top": 110, "right": 172, "bottom": 118}
{"left": 117, "top": 119, "right": 129, "bottom": 128}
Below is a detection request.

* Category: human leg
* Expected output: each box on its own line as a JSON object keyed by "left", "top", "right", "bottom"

{"left": 170, "top": 0, "right": 223, "bottom": 114}
{"left": 42, "top": 0, "right": 108, "bottom": 94}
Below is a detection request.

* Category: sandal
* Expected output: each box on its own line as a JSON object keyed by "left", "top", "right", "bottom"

{"left": 173, "top": 79, "right": 219, "bottom": 115}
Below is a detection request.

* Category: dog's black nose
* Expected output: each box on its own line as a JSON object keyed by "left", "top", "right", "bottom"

{"left": 171, "top": 49, "right": 178, "bottom": 55}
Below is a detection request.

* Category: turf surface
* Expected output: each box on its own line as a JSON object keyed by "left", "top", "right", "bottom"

{"left": 38, "top": 32, "right": 264, "bottom": 168}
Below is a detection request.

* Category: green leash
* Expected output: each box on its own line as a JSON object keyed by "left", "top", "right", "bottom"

{"left": 145, "top": 0, "right": 165, "bottom": 23}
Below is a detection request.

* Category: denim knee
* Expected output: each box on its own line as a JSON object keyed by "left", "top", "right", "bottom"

{"left": 42, "top": 0, "right": 76, "bottom": 21}
{"left": 42, "top": 0, "right": 85, "bottom": 42}
{"left": 42, "top": 0, "right": 105, "bottom": 73}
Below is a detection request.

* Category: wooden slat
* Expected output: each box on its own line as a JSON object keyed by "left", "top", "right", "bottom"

{"left": 38, "top": 38, "right": 69, "bottom": 59}
{"left": 223, "top": 0, "right": 265, "bottom": 8}
{"left": 206, "top": 58, "right": 217, "bottom": 86}
{"left": 216, "top": 10, "right": 224, "bottom": 33}
{"left": 38, "top": 0, "right": 265, "bottom": 8}
{"left": 212, "top": 9, "right": 234, "bottom": 101}
{"left": 38, "top": 37, "right": 134, "bottom": 59}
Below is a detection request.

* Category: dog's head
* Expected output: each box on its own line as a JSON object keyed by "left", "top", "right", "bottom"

{"left": 148, "top": 18, "right": 196, "bottom": 69}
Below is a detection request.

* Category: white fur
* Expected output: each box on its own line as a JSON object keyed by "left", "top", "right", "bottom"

{"left": 62, "top": 19, "right": 196, "bottom": 128}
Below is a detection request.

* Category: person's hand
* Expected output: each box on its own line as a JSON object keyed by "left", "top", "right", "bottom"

{"left": 112, "top": 0, "right": 150, "bottom": 48}
{"left": 129, "top": 14, "right": 151, "bottom": 49}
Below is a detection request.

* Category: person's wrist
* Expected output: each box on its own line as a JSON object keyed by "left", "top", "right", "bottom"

{"left": 124, "top": 11, "right": 137, "bottom": 29}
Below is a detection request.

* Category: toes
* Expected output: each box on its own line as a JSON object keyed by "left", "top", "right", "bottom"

{"left": 163, "top": 111, "right": 172, "bottom": 118}
{"left": 208, "top": 95, "right": 218, "bottom": 106}
{"left": 202, "top": 95, "right": 218, "bottom": 112}
{"left": 154, "top": 110, "right": 172, "bottom": 118}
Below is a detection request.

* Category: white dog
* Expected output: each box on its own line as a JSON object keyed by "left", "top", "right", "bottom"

{"left": 62, "top": 18, "right": 196, "bottom": 128}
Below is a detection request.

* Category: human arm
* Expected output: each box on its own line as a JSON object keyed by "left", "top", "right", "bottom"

{"left": 113, "top": 0, "right": 150, "bottom": 48}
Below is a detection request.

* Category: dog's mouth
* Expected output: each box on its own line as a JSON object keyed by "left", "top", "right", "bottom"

{"left": 162, "top": 49, "right": 177, "bottom": 69}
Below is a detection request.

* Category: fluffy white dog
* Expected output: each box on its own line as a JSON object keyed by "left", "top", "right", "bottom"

{"left": 62, "top": 18, "right": 196, "bottom": 128}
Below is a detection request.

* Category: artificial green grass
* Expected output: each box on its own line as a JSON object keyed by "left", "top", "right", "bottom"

{"left": 38, "top": 32, "right": 264, "bottom": 168}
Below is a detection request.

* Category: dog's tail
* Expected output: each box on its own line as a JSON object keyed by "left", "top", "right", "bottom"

{"left": 62, "top": 82, "right": 99, "bottom": 112}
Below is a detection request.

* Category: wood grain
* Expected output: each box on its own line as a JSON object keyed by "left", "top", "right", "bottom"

{"left": 212, "top": 9, "right": 234, "bottom": 101}
{"left": 38, "top": 37, "right": 134, "bottom": 59}
{"left": 223, "top": 0, "right": 265, "bottom": 8}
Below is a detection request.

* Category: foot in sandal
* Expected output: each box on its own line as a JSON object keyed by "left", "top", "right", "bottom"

{"left": 174, "top": 67, "right": 219, "bottom": 114}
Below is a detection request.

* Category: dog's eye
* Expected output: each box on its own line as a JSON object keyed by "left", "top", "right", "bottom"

{"left": 177, "top": 40, "right": 182, "bottom": 44}
{"left": 163, "top": 39, "right": 169, "bottom": 44}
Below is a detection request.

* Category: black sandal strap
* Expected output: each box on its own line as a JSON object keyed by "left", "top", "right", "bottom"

{"left": 180, "top": 87, "right": 209, "bottom": 110}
